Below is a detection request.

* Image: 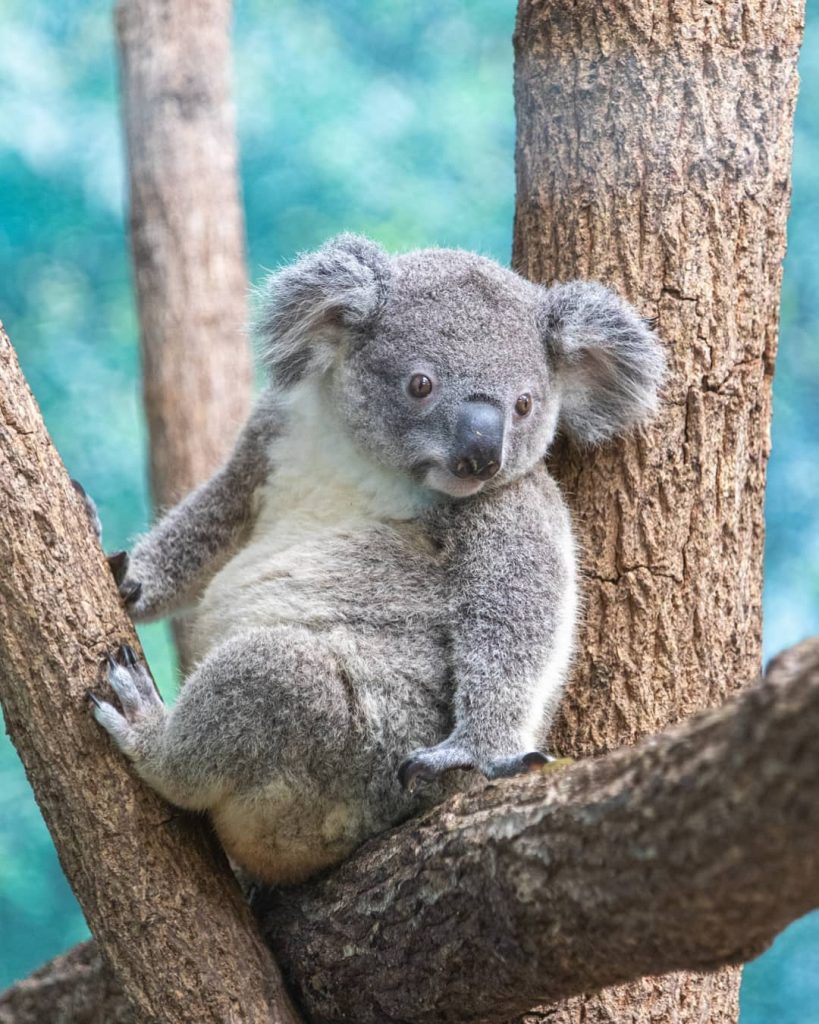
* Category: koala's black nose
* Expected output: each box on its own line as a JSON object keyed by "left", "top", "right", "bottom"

{"left": 452, "top": 401, "right": 504, "bottom": 481}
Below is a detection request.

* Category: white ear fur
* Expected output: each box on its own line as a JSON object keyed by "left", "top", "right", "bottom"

{"left": 256, "top": 234, "right": 391, "bottom": 388}
{"left": 539, "top": 281, "right": 665, "bottom": 444}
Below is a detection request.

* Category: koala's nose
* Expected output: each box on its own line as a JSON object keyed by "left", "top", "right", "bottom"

{"left": 452, "top": 402, "right": 504, "bottom": 481}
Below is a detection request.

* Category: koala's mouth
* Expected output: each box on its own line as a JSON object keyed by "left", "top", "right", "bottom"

{"left": 422, "top": 465, "right": 487, "bottom": 500}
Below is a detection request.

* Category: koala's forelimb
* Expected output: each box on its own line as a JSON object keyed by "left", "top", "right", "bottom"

{"left": 121, "top": 395, "right": 283, "bottom": 621}
{"left": 399, "top": 473, "right": 577, "bottom": 788}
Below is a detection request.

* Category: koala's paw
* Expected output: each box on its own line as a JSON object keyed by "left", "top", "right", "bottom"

{"left": 107, "top": 550, "right": 145, "bottom": 611}
{"left": 398, "top": 744, "right": 558, "bottom": 792}
{"left": 398, "top": 739, "right": 476, "bottom": 793}
{"left": 88, "top": 644, "right": 164, "bottom": 757}
{"left": 483, "top": 750, "right": 556, "bottom": 780}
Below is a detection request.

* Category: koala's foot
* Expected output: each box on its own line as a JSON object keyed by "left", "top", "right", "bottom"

{"left": 88, "top": 644, "right": 164, "bottom": 757}
{"left": 398, "top": 741, "right": 555, "bottom": 792}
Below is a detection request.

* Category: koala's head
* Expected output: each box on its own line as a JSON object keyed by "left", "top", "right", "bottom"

{"left": 256, "top": 234, "right": 665, "bottom": 499}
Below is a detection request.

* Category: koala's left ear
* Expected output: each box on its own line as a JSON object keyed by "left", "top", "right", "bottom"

{"left": 538, "top": 281, "right": 666, "bottom": 444}
{"left": 256, "top": 233, "right": 391, "bottom": 387}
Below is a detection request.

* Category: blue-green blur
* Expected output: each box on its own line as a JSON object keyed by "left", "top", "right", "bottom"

{"left": 0, "top": 2, "right": 816, "bottom": 1018}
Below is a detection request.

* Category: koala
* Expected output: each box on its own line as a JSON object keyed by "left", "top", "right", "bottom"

{"left": 90, "top": 234, "right": 664, "bottom": 885}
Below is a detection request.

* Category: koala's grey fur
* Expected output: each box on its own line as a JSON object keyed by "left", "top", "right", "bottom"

{"left": 91, "top": 234, "right": 664, "bottom": 884}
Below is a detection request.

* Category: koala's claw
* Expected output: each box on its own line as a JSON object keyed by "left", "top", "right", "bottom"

{"left": 89, "top": 645, "right": 164, "bottom": 756}
{"left": 106, "top": 551, "right": 144, "bottom": 609}
{"left": 120, "top": 580, "right": 143, "bottom": 604}
{"left": 522, "top": 751, "right": 554, "bottom": 770}
{"left": 119, "top": 643, "right": 138, "bottom": 667}
{"left": 397, "top": 757, "right": 438, "bottom": 792}
{"left": 107, "top": 550, "right": 129, "bottom": 584}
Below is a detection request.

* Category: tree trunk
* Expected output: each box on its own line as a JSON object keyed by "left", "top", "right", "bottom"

{"left": 0, "top": 325, "right": 299, "bottom": 1024}
{"left": 1, "top": 2, "right": 807, "bottom": 1018}
{"left": 116, "top": 0, "right": 253, "bottom": 668}
{"left": 4, "top": 636, "right": 819, "bottom": 1023}
{"left": 512, "top": 0, "right": 804, "bottom": 1020}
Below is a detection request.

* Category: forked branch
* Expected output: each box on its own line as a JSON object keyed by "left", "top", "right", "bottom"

{"left": 1, "top": 314, "right": 817, "bottom": 1024}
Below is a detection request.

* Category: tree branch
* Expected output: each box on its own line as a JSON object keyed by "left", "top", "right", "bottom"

{"left": 256, "top": 638, "right": 819, "bottom": 1023}
{"left": 0, "top": 324, "right": 300, "bottom": 1024}
{"left": 0, "top": 943, "right": 130, "bottom": 1024}
{"left": 116, "top": 0, "right": 252, "bottom": 509}
{"left": 4, "top": 619, "right": 817, "bottom": 1022}
{"left": 116, "top": 0, "right": 253, "bottom": 672}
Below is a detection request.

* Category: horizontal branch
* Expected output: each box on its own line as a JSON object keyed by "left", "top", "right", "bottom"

{"left": 5, "top": 640, "right": 818, "bottom": 1024}
{"left": 258, "top": 638, "right": 819, "bottom": 1023}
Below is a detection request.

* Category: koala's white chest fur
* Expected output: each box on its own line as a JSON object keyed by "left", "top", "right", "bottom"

{"left": 191, "top": 381, "right": 433, "bottom": 661}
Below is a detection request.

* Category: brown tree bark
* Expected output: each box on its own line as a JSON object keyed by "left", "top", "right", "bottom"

{"left": 116, "top": 0, "right": 253, "bottom": 667}
{"left": 4, "top": 636, "right": 819, "bottom": 1023}
{"left": 0, "top": 325, "right": 300, "bottom": 1024}
{"left": 1, "top": 3, "right": 807, "bottom": 1019}
{"left": 512, "top": 0, "right": 804, "bottom": 1019}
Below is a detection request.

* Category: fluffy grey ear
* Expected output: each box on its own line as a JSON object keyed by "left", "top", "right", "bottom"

{"left": 538, "top": 281, "right": 666, "bottom": 444}
{"left": 256, "top": 234, "right": 390, "bottom": 387}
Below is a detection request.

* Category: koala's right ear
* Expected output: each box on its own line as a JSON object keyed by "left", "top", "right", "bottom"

{"left": 256, "top": 234, "right": 390, "bottom": 387}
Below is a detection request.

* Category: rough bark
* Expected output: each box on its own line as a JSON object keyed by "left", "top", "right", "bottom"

{"left": 4, "top": 638, "right": 819, "bottom": 1023}
{"left": 0, "top": 324, "right": 300, "bottom": 1024}
{"left": 116, "top": 0, "right": 253, "bottom": 667}
{"left": 1, "top": 2, "right": 807, "bottom": 1019}
{"left": 512, "top": 0, "right": 804, "bottom": 1019}
{"left": 0, "top": 943, "right": 130, "bottom": 1024}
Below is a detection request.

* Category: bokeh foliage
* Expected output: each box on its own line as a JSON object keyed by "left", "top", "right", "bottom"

{"left": 0, "top": 1, "right": 816, "bottom": 1017}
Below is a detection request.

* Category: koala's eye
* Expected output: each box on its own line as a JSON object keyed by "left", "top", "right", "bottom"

{"left": 409, "top": 374, "right": 433, "bottom": 399}
{"left": 515, "top": 393, "right": 533, "bottom": 417}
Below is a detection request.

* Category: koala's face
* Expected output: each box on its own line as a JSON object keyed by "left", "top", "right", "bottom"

{"left": 258, "top": 235, "right": 665, "bottom": 500}
{"left": 328, "top": 251, "right": 558, "bottom": 498}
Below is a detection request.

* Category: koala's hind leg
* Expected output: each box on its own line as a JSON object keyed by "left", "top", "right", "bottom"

{"left": 88, "top": 644, "right": 207, "bottom": 805}
{"left": 91, "top": 628, "right": 379, "bottom": 863}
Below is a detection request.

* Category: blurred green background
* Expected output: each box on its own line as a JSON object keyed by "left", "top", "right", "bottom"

{"left": 1, "top": 0, "right": 817, "bottom": 1017}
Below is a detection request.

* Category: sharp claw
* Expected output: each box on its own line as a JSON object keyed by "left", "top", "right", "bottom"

{"left": 107, "top": 551, "right": 129, "bottom": 583}
{"left": 103, "top": 651, "right": 117, "bottom": 671}
{"left": 86, "top": 690, "right": 103, "bottom": 709}
{"left": 398, "top": 758, "right": 437, "bottom": 793}
{"left": 119, "top": 643, "right": 137, "bottom": 666}
{"left": 121, "top": 581, "right": 142, "bottom": 604}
